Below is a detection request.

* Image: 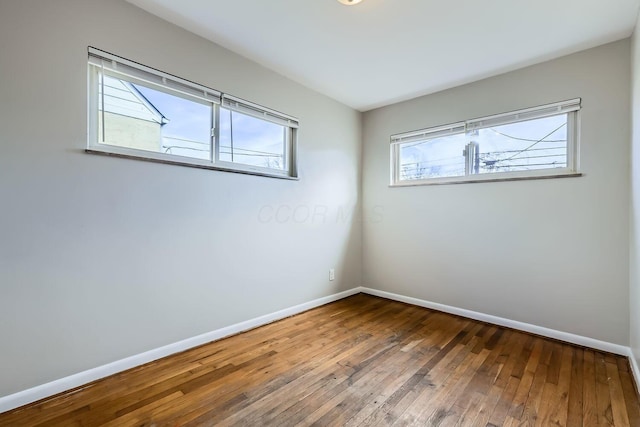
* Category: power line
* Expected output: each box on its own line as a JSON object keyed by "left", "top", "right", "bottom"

{"left": 482, "top": 146, "right": 565, "bottom": 155}
{"left": 499, "top": 122, "right": 567, "bottom": 161}
{"left": 220, "top": 151, "right": 281, "bottom": 158}
{"left": 400, "top": 146, "right": 564, "bottom": 168}
{"left": 489, "top": 128, "right": 566, "bottom": 143}
{"left": 483, "top": 153, "right": 564, "bottom": 162}
{"left": 219, "top": 145, "right": 282, "bottom": 156}
{"left": 491, "top": 161, "right": 564, "bottom": 168}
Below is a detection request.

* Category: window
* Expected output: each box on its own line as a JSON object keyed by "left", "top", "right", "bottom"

{"left": 390, "top": 99, "right": 581, "bottom": 185}
{"left": 87, "top": 48, "right": 298, "bottom": 178}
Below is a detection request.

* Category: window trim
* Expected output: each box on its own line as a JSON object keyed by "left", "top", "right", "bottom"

{"left": 390, "top": 99, "right": 581, "bottom": 186}
{"left": 87, "top": 47, "right": 299, "bottom": 180}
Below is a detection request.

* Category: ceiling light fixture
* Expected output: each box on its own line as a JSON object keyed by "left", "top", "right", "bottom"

{"left": 337, "top": 0, "right": 363, "bottom": 5}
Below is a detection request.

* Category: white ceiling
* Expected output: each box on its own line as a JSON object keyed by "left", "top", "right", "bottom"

{"left": 126, "top": 0, "right": 640, "bottom": 111}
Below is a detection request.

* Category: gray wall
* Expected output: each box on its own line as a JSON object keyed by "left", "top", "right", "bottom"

{"left": 631, "top": 20, "right": 640, "bottom": 370}
{"left": 0, "top": 0, "right": 362, "bottom": 397}
{"left": 362, "top": 40, "right": 631, "bottom": 345}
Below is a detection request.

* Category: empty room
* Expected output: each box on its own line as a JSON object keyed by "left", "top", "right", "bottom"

{"left": 3, "top": 0, "right": 640, "bottom": 425}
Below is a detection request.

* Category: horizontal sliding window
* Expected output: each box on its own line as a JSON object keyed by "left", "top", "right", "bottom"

{"left": 87, "top": 47, "right": 298, "bottom": 178}
{"left": 219, "top": 106, "right": 288, "bottom": 171}
{"left": 391, "top": 99, "right": 581, "bottom": 185}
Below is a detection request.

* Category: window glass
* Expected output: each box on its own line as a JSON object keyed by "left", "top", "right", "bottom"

{"left": 219, "top": 108, "right": 287, "bottom": 170}
{"left": 472, "top": 115, "right": 567, "bottom": 174}
{"left": 399, "top": 133, "right": 467, "bottom": 180}
{"left": 98, "top": 74, "right": 212, "bottom": 161}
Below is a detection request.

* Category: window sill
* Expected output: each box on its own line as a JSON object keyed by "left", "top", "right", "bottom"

{"left": 86, "top": 148, "right": 299, "bottom": 180}
{"left": 390, "top": 171, "right": 582, "bottom": 187}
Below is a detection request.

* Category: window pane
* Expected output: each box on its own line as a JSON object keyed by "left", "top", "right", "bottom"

{"left": 471, "top": 114, "right": 568, "bottom": 174}
{"left": 399, "top": 133, "right": 468, "bottom": 180}
{"left": 219, "top": 108, "right": 286, "bottom": 170}
{"left": 98, "top": 73, "right": 212, "bottom": 161}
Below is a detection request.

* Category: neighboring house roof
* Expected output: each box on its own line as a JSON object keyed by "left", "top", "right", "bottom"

{"left": 100, "top": 75, "right": 167, "bottom": 124}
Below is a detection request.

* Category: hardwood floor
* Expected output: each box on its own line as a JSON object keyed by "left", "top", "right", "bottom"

{"left": 1, "top": 293, "right": 638, "bottom": 426}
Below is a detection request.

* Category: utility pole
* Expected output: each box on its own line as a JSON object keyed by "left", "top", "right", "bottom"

{"left": 464, "top": 141, "right": 480, "bottom": 175}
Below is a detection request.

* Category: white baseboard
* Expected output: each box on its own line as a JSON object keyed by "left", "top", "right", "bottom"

{"left": 628, "top": 348, "right": 640, "bottom": 393}
{"left": 360, "top": 287, "right": 629, "bottom": 356}
{"left": 0, "top": 287, "right": 361, "bottom": 414}
{"left": 2, "top": 286, "right": 636, "bottom": 415}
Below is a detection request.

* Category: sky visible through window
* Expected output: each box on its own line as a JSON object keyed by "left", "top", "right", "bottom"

{"left": 219, "top": 108, "right": 285, "bottom": 170}
{"left": 399, "top": 114, "right": 568, "bottom": 180}
{"left": 134, "top": 84, "right": 284, "bottom": 168}
{"left": 133, "top": 83, "right": 211, "bottom": 160}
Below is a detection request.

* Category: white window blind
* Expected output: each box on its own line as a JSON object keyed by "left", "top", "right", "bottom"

{"left": 391, "top": 122, "right": 465, "bottom": 145}
{"left": 221, "top": 94, "right": 299, "bottom": 129}
{"left": 88, "top": 47, "right": 221, "bottom": 105}
{"left": 391, "top": 99, "right": 581, "bottom": 144}
{"left": 465, "top": 99, "right": 581, "bottom": 132}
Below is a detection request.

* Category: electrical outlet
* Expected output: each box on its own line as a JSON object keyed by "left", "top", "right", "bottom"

{"left": 329, "top": 268, "right": 335, "bottom": 281}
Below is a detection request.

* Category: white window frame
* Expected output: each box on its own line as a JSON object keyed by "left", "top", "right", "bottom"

{"left": 390, "top": 99, "right": 582, "bottom": 186}
{"left": 87, "top": 47, "right": 299, "bottom": 179}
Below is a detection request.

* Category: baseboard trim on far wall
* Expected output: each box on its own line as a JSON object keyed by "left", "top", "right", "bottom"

{"left": 360, "top": 287, "right": 629, "bottom": 356}
{"left": 0, "top": 287, "right": 361, "bottom": 415}
{"left": 362, "top": 287, "right": 640, "bottom": 393}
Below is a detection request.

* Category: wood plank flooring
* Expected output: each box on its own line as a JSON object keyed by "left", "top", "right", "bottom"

{"left": 1, "top": 293, "right": 638, "bottom": 426}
